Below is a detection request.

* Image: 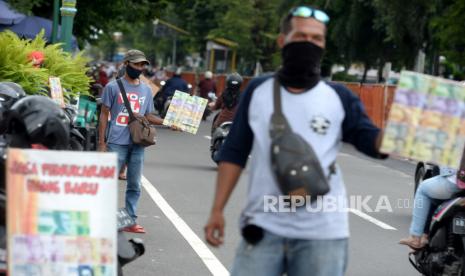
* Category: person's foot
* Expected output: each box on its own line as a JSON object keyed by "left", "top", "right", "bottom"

{"left": 399, "top": 236, "right": 423, "bottom": 250}
{"left": 123, "top": 224, "right": 146, "bottom": 234}
{"left": 118, "top": 174, "right": 127, "bottom": 180}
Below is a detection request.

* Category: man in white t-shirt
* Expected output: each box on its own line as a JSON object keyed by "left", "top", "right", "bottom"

{"left": 204, "top": 5, "right": 387, "bottom": 276}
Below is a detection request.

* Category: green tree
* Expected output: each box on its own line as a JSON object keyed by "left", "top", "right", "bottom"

{"left": 8, "top": 0, "right": 168, "bottom": 48}
{"left": 373, "top": 0, "right": 437, "bottom": 70}
{"left": 432, "top": 0, "right": 465, "bottom": 67}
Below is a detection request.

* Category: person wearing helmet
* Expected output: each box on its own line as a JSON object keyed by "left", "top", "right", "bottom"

{"left": 6, "top": 95, "right": 70, "bottom": 149}
{"left": 209, "top": 73, "right": 243, "bottom": 130}
{"left": 197, "top": 71, "right": 217, "bottom": 100}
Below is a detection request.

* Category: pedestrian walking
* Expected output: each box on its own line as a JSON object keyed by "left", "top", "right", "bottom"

{"left": 204, "top": 6, "right": 388, "bottom": 275}
{"left": 98, "top": 49, "right": 165, "bottom": 234}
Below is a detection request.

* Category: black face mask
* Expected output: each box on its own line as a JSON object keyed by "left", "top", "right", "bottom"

{"left": 126, "top": 64, "right": 142, "bottom": 79}
{"left": 222, "top": 87, "right": 240, "bottom": 109}
{"left": 277, "top": 41, "right": 324, "bottom": 90}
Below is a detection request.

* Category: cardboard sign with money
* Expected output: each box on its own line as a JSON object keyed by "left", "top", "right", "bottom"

{"left": 49, "top": 77, "right": 65, "bottom": 108}
{"left": 7, "top": 149, "right": 118, "bottom": 275}
{"left": 381, "top": 71, "right": 465, "bottom": 168}
{"left": 162, "top": 90, "right": 208, "bottom": 134}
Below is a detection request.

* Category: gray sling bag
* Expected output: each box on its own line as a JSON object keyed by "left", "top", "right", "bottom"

{"left": 269, "top": 78, "right": 333, "bottom": 203}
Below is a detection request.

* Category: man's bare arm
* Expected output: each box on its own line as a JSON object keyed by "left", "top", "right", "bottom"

{"left": 211, "top": 162, "right": 243, "bottom": 213}
{"left": 145, "top": 113, "right": 164, "bottom": 125}
{"left": 205, "top": 162, "right": 243, "bottom": 247}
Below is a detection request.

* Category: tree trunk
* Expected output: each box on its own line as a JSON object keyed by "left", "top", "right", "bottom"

{"left": 377, "top": 61, "right": 385, "bottom": 83}
{"left": 432, "top": 50, "right": 440, "bottom": 76}
{"left": 362, "top": 63, "right": 369, "bottom": 83}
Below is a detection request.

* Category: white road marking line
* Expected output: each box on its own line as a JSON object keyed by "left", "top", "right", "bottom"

{"left": 204, "top": 135, "right": 212, "bottom": 140}
{"left": 141, "top": 176, "right": 229, "bottom": 276}
{"left": 339, "top": 153, "right": 412, "bottom": 178}
{"left": 348, "top": 208, "right": 397, "bottom": 230}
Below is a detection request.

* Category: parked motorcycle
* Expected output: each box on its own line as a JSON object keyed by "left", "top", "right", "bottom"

{"left": 0, "top": 95, "right": 144, "bottom": 275}
{"left": 0, "top": 82, "right": 26, "bottom": 134}
{"left": 1, "top": 82, "right": 97, "bottom": 151}
{"left": 0, "top": 136, "right": 7, "bottom": 274}
{"left": 63, "top": 104, "right": 85, "bottom": 151}
{"left": 409, "top": 162, "right": 465, "bottom": 275}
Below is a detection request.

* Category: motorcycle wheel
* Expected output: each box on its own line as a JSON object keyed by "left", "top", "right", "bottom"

{"left": 69, "top": 137, "right": 84, "bottom": 151}
{"left": 211, "top": 140, "right": 221, "bottom": 164}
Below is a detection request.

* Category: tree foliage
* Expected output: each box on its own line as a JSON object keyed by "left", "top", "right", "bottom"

{"left": 0, "top": 30, "right": 91, "bottom": 99}
{"left": 6, "top": 0, "right": 465, "bottom": 78}
{"left": 432, "top": 0, "right": 465, "bottom": 67}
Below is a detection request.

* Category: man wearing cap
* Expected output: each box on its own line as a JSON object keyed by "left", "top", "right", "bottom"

{"left": 98, "top": 49, "right": 164, "bottom": 233}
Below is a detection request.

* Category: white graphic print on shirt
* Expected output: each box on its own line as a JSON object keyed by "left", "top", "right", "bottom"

{"left": 310, "top": 115, "right": 331, "bottom": 135}
{"left": 115, "top": 92, "right": 146, "bottom": 126}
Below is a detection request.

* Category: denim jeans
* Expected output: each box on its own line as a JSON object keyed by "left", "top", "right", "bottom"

{"left": 410, "top": 175, "right": 460, "bottom": 236}
{"left": 107, "top": 143, "right": 145, "bottom": 221}
{"left": 231, "top": 230, "right": 348, "bottom": 276}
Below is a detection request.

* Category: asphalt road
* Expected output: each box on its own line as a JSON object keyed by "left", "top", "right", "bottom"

{"left": 120, "top": 117, "right": 421, "bottom": 276}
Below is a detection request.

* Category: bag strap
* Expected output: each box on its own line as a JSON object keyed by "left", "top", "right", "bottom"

{"left": 116, "top": 78, "right": 135, "bottom": 120}
{"left": 270, "top": 77, "right": 291, "bottom": 138}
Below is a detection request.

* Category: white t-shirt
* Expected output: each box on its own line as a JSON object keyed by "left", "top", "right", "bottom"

{"left": 218, "top": 76, "right": 384, "bottom": 240}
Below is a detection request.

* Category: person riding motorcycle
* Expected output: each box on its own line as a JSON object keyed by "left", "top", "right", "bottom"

{"left": 399, "top": 148, "right": 465, "bottom": 249}
{"left": 163, "top": 67, "right": 189, "bottom": 97}
{"left": 197, "top": 71, "right": 217, "bottom": 99}
{"left": 154, "top": 67, "right": 189, "bottom": 113}
{"left": 209, "top": 73, "right": 243, "bottom": 130}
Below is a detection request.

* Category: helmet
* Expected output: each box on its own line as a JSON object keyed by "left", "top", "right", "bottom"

{"left": 205, "top": 71, "right": 213, "bottom": 79}
{"left": 8, "top": 96, "right": 70, "bottom": 149}
{"left": 0, "top": 82, "right": 26, "bottom": 109}
{"left": 174, "top": 67, "right": 183, "bottom": 76}
{"left": 0, "top": 82, "right": 26, "bottom": 134}
{"left": 226, "top": 73, "right": 243, "bottom": 92}
{"left": 222, "top": 73, "right": 243, "bottom": 109}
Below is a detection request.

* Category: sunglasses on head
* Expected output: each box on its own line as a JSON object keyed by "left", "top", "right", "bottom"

{"left": 289, "top": 6, "right": 330, "bottom": 24}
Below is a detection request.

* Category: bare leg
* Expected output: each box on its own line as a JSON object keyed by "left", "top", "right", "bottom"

{"left": 119, "top": 164, "right": 127, "bottom": 180}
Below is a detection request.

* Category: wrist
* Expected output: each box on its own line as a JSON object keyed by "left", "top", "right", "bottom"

{"left": 211, "top": 206, "right": 223, "bottom": 215}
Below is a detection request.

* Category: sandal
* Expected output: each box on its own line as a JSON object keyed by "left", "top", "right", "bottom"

{"left": 123, "top": 224, "right": 146, "bottom": 234}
